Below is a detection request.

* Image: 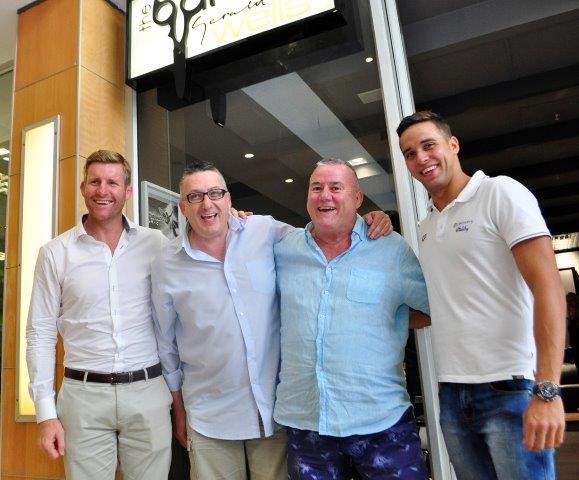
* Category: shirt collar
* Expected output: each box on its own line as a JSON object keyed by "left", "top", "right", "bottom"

{"left": 305, "top": 214, "right": 366, "bottom": 247}
{"left": 75, "top": 214, "right": 134, "bottom": 239}
{"left": 177, "top": 214, "right": 244, "bottom": 255}
{"left": 427, "top": 170, "right": 488, "bottom": 212}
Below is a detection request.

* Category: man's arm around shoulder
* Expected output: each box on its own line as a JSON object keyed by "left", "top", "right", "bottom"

{"left": 512, "top": 236, "right": 566, "bottom": 451}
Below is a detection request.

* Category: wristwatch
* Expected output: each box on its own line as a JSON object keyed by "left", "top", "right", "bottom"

{"left": 532, "top": 381, "right": 561, "bottom": 402}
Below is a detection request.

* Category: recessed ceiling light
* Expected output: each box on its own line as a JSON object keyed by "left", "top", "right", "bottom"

{"left": 244, "top": 153, "right": 254, "bottom": 159}
{"left": 284, "top": 178, "right": 294, "bottom": 183}
{"left": 2, "top": 156, "right": 8, "bottom": 161}
{"left": 365, "top": 57, "right": 374, "bottom": 63}
{"left": 0, "top": 148, "right": 9, "bottom": 155}
{"left": 348, "top": 157, "right": 368, "bottom": 166}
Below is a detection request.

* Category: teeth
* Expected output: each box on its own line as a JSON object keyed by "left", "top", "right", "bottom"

{"left": 318, "top": 207, "right": 335, "bottom": 211}
{"left": 96, "top": 200, "right": 112, "bottom": 205}
{"left": 201, "top": 213, "right": 217, "bottom": 219}
{"left": 422, "top": 166, "right": 436, "bottom": 174}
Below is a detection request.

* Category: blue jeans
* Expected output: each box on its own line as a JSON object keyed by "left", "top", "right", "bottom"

{"left": 439, "top": 381, "right": 555, "bottom": 480}
{"left": 287, "top": 407, "right": 428, "bottom": 479}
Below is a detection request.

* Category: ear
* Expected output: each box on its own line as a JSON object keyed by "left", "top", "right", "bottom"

{"left": 449, "top": 135, "right": 460, "bottom": 154}
{"left": 125, "top": 184, "right": 133, "bottom": 200}
{"left": 355, "top": 191, "right": 364, "bottom": 209}
{"left": 178, "top": 199, "right": 187, "bottom": 215}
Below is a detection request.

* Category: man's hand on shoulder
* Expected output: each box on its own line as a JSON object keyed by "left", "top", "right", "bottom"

{"left": 363, "top": 211, "right": 393, "bottom": 239}
{"left": 230, "top": 207, "right": 253, "bottom": 220}
{"left": 523, "top": 396, "right": 565, "bottom": 451}
{"left": 38, "top": 418, "right": 65, "bottom": 459}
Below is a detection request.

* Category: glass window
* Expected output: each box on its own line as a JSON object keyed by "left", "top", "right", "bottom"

{"left": 396, "top": 2, "right": 579, "bottom": 478}
{"left": 0, "top": 69, "right": 14, "bottom": 372}
{"left": 137, "top": 1, "right": 432, "bottom": 477}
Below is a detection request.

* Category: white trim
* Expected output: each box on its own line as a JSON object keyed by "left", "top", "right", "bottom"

{"left": 369, "top": 1, "right": 454, "bottom": 478}
{"left": 127, "top": 85, "right": 140, "bottom": 222}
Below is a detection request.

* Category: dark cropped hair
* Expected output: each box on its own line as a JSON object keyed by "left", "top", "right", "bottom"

{"left": 84, "top": 150, "right": 131, "bottom": 185}
{"left": 396, "top": 111, "right": 453, "bottom": 138}
{"left": 179, "top": 161, "right": 227, "bottom": 193}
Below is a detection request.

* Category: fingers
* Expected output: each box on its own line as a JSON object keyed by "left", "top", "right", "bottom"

{"left": 523, "top": 399, "right": 565, "bottom": 451}
{"left": 175, "top": 430, "right": 188, "bottom": 449}
{"left": 38, "top": 419, "right": 65, "bottom": 459}
{"left": 367, "top": 215, "right": 393, "bottom": 239}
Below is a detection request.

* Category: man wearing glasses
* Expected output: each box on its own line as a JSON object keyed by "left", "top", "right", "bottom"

{"left": 151, "top": 161, "right": 391, "bottom": 479}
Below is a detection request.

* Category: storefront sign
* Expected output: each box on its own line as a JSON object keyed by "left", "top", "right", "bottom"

{"left": 128, "top": 0, "right": 337, "bottom": 81}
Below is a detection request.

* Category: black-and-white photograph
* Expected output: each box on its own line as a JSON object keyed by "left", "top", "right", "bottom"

{"left": 141, "top": 181, "right": 181, "bottom": 239}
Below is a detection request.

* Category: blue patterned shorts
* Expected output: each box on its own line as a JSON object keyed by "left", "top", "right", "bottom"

{"left": 287, "top": 407, "right": 428, "bottom": 479}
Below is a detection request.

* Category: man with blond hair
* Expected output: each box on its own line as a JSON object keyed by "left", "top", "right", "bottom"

{"left": 27, "top": 150, "right": 172, "bottom": 480}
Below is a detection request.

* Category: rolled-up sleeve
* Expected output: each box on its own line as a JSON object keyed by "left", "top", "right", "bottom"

{"left": 151, "top": 257, "right": 183, "bottom": 392}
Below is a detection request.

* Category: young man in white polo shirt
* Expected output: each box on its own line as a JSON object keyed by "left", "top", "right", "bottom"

{"left": 396, "top": 111, "right": 566, "bottom": 479}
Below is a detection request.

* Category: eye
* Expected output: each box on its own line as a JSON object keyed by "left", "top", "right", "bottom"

{"left": 330, "top": 186, "right": 343, "bottom": 193}
{"left": 424, "top": 142, "right": 435, "bottom": 150}
{"left": 310, "top": 185, "right": 322, "bottom": 192}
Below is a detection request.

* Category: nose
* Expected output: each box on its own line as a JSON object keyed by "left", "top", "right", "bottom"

{"left": 416, "top": 148, "right": 429, "bottom": 164}
{"left": 201, "top": 192, "right": 212, "bottom": 206}
{"left": 320, "top": 185, "right": 332, "bottom": 199}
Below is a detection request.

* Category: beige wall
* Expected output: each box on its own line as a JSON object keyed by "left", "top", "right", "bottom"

{"left": 1, "top": 0, "right": 127, "bottom": 477}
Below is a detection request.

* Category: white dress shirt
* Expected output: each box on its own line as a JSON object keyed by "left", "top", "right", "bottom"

{"left": 151, "top": 215, "right": 293, "bottom": 440}
{"left": 26, "top": 216, "right": 165, "bottom": 422}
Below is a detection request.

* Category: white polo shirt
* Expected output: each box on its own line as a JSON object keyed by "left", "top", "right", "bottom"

{"left": 418, "top": 171, "right": 550, "bottom": 383}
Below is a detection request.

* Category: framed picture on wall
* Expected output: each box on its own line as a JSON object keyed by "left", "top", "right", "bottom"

{"left": 140, "top": 181, "right": 183, "bottom": 239}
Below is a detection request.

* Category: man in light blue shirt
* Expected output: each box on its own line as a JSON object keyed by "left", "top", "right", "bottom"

{"left": 274, "top": 159, "right": 430, "bottom": 479}
{"left": 151, "top": 161, "right": 392, "bottom": 480}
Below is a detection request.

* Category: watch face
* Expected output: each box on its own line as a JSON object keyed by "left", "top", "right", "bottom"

{"left": 535, "top": 381, "right": 560, "bottom": 401}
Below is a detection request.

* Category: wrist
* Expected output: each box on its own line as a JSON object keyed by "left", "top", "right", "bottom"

{"left": 533, "top": 381, "right": 561, "bottom": 402}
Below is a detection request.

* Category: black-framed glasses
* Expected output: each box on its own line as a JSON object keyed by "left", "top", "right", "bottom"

{"left": 185, "top": 188, "right": 228, "bottom": 204}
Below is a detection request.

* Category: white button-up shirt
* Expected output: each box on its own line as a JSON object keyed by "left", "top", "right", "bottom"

{"left": 151, "top": 215, "right": 293, "bottom": 440}
{"left": 26, "top": 216, "right": 165, "bottom": 422}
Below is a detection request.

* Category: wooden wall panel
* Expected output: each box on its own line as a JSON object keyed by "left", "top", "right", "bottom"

{"left": 15, "top": 0, "right": 78, "bottom": 91}
{"left": 79, "top": 68, "right": 126, "bottom": 158}
{"left": 58, "top": 155, "right": 78, "bottom": 233}
{"left": 2, "top": 267, "right": 18, "bottom": 368}
{"left": 2, "top": 1, "right": 128, "bottom": 478}
{"left": 11, "top": 68, "right": 78, "bottom": 176}
{"left": 0, "top": 369, "right": 64, "bottom": 478}
{"left": 5, "top": 174, "right": 21, "bottom": 269}
{"left": 82, "top": 0, "right": 125, "bottom": 87}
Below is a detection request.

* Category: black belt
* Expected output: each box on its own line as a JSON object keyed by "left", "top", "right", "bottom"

{"left": 64, "top": 363, "right": 162, "bottom": 385}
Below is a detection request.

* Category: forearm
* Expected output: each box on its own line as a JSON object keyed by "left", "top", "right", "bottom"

{"left": 533, "top": 285, "right": 566, "bottom": 382}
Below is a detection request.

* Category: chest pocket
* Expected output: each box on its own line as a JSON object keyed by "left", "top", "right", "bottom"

{"left": 346, "top": 268, "right": 387, "bottom": 304}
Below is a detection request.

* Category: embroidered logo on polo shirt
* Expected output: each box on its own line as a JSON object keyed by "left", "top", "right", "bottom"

{"left": 453, "top": 220, "right": 473, "bottom": 232}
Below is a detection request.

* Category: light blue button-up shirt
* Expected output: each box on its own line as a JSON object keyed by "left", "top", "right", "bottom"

{"left": 274, "top": 215, "right": 429, "bottom": 437}
{"left": 151, "top": 215, "right": 293, "bottom": 440}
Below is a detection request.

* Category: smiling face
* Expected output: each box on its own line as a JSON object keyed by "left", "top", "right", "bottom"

{"left": 80, "top": 162, "right": 132, "bottom": 224}
{"left": 399, "top": 120, "right": 462, "bottom": 197}
{"left": 179, "top": 170, "right": 231, "bottom": 244}
{"left": 306, "top": 163, "right": 363, "bottom": 238}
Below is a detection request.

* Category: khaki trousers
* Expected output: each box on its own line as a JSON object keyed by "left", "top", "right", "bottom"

{"left": 187, "top": 425, "right": 287, "bottom": 480}
{"left": 57, "top": 375, "right": 173, "bottom": 480}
